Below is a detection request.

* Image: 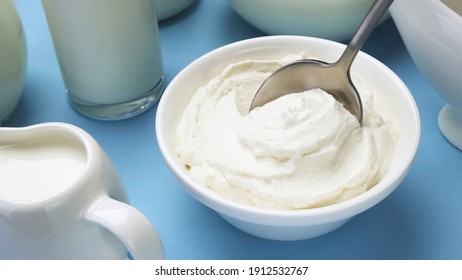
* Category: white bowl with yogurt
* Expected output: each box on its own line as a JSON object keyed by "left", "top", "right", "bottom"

{"left": 390, "top": 0, "right": 462, "bottom": 150}
{"left": 156, "top": 36, "right": 420, "bottom": 240}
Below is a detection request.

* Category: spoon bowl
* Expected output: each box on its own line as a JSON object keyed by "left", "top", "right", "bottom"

{"left": 250, "top": 58, "right": 363, "bottom": 123}
{"left": 250, "top": 0, "right": 394, "bottom": 124}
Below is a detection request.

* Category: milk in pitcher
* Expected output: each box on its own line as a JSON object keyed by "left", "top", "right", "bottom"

{"left": 0, "top": 137, "right": 86, "bottom": 201}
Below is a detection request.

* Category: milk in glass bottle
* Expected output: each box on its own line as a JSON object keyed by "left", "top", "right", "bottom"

{"left": 42, "top": 0, "right": 164, "bottom": 120}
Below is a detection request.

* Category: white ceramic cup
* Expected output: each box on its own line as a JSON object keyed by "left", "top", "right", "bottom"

{"left": 0, "top": 122, "right": 164, "bottom": 259}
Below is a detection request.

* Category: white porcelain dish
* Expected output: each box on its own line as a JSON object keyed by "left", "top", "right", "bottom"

{"left": 156, "top": 36, "right": 421, "bottom": 241}
{"left": 390, "top": 0, "right": 462, "bottom": 150}
{"left": 227, "top": 0, "right": 389, "bottom": 42}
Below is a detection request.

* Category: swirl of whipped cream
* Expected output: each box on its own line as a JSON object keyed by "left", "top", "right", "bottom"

{"left": 176, "top": 57, "right": 397, "bottom": 210}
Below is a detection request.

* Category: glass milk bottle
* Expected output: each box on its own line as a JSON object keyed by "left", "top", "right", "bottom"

{"left": 0, "top": 0, "right": 27, "bottom": 125}
{"left": 41, "top": 0, "right": 164, "bottom": 120}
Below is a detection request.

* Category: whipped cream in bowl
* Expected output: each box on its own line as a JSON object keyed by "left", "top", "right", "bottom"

{"left": 156, "top": 36, "right": 420, "bottom": 240}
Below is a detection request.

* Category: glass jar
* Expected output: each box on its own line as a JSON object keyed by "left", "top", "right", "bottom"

{"left": 0, "top": 0, "right": 27, "bottom": 125}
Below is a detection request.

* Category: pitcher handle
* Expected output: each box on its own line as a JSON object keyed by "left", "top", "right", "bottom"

{"left": 84, "top": 196, "right": 164, "bottom": 260}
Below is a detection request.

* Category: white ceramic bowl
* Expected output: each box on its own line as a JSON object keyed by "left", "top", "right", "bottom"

{"left": 156, "top": 36, "right": 420, "bottom": 241}
{"left": 227, "top": 0, "right": 389, "bottom": 42}
{"left": 390, "top": 0, "right": 462, "bottom": 150}
{"left": 154, "top": 0, "right": 195, "bottom": 21}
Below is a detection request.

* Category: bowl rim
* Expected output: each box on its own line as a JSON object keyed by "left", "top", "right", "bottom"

{"left": 156, "top": 35, "right": 421, "bottom": 226}
{"left": 226, "top": 0, "right": 391, "bottom": 42}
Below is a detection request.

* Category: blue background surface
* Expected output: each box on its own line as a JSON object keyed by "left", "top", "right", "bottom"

{"left": 8, "top": 0, "right": 462, "bottom": 259}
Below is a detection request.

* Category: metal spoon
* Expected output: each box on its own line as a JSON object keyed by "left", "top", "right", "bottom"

{"left": 249, "top": 0, "right": 394, "bottom": 124}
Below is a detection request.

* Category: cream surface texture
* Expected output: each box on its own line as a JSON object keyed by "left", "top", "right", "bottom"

{"left": 176, "top": 55, "right": 398, "bottom": 210}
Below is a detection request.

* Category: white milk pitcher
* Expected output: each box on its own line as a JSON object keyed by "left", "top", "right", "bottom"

{"left": 0, "top": 122, "right": 164, "bottom": 259}
{"left": 0, "top": 0, "right": 27, "bottom": 125}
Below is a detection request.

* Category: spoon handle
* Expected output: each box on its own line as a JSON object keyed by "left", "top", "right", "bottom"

{"left": 337, "top": 0, "right": 394, "bottom": 71}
